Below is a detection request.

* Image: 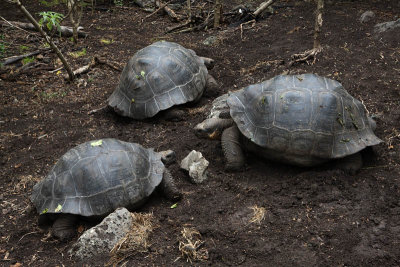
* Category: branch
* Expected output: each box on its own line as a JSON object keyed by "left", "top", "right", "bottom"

{"left": 253, "top": 0, "right": 275, "bottom": 18}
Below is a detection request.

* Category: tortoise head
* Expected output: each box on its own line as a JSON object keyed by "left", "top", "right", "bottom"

{"left": 194, "top": 117, "right": 234, "bottom": 140}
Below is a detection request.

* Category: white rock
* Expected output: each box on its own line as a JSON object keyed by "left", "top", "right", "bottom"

{"left": 180, "top": 150, "right": 209, "bottom": 184}
{"left": 360, "top": 11, "right": 375, "bottom": 23}
{"left": 69, "top": 207, "right": 133, "bottom": 259}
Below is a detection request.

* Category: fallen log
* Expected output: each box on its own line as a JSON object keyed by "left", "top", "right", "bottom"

{"left": 1, "top": 49, "right": 51, "bottom": 66}
{"left": 0, "top": 20, "right": 87, "bottom": 38}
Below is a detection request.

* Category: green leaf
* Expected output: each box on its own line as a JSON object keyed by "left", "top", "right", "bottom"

{"left": 131, "top": 98, "right": 135, "bottom": 103}
{"left": 170, "top": 203, "right": 178, "bottom": 209}
{"left": 140, "top": 70, "right": 146, "bottom": 77}
{"left": 55, "top": 204, "right": 62, "bottom": 212}
{"left": 91, "top": 140, "right": 103, "bottom": 146}
{"left": 41, "top": 208, "right": 48, "bottom": 214}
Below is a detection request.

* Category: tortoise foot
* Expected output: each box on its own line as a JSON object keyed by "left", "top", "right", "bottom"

{"left": 52, "top": 214, "right": 78, "bottom": 240}
{"left": 336, "top": 153, "right": 362, "bottom": 175}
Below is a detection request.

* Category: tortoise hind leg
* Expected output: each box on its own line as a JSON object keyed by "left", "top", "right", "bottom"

{"left": 52, "top": 214, "right": 79, "bottom": 240}
{"left": 221, "top": 126, "right": 245, "bottom": 171}
{"left": 335, "top": 152, "right": 363, "bottom": 175}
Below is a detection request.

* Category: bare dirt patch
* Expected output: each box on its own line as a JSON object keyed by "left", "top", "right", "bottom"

{"left": 1, "top": 0, "right": 400, "bottom": 266}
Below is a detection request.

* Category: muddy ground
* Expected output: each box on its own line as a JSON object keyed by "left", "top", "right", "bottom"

{"left": 1, "top": 0, "right": 400, "bottom": 266}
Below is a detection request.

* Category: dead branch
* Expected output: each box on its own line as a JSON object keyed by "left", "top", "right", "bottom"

{"left": 313, "top": 0, "right": 324, "bottom": 49}
{"left": 144, "top": 0, "right": 172, "bottom": 20}
{"left": 63, "top": 56, "right": 122, "bottom": 80}
{"left": 5, "top": 0, "right": 75, "bottom": 81}
{"left": 253, "top": 0, "right": 275, "bottom": 18}
{"left": 67, "top": 0, "right": 84, "bottom": 43}
{"left": 290, "top": 0, "right": 324, "bottom": 65}
{"left": 213, "top": 0, "right": 222, "bottom": 27}
{"left": 155, "top": 0, "right": 182, "bottom": 22}
{"left": 240, "top": 19, "right": 256, "bottom": 40}
{"left": 0, "top": 20, "right": 87, "bottom": 38}
{"left": 165, "top": 20, "right": 192, "bottom": 33}
{"left": 1, "top": 49, "right": 51, "bottom": 66}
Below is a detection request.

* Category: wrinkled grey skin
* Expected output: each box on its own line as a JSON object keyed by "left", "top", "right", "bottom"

{"left": 108, "top": 41, "right": 216, "bottom": 120}
{"left": 31, "top": 138, "right": 181, "bottom": 240}
{"left": 195, "top": 74, "right": 381, "bottom": 174}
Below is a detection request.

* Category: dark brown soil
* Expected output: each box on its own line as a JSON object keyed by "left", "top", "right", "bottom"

{"left": 1, "top": 0, "right": 400, "bottom": 266}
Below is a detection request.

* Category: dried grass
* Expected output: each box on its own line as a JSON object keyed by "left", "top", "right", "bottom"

{"left": 107, "top": 212, "right": 156, "bottom": 267}
{"left": 249, "top": 205, "right": 266, "bottom": 225}
{"left": 178, "top": 227, "right": 208, "bottom": 263}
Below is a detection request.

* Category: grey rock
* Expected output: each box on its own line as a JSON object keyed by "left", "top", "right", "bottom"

{"left": 360, "top": 11, "right": 375, "bottom": 23}
{"left": 69, "top": 208, "right": 133, "bottom": 259}
{"left": 203, "top": 36, "right": 219, "bottom": 46}
{"left": 180, "top": 150, "right": 209, "bottom": 184}
{"left": 374, "top": 18, "right": 400, "bottom": 33}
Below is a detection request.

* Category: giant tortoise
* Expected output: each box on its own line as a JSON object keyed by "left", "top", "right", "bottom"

{"left": 30, "top": 138, "right": 180, "bottom": 240}
{"left": 194, "top": 74, "right": 382, "bottom": 174}
{"left": 107, "top": 41, "right": 217, "bottom": 119}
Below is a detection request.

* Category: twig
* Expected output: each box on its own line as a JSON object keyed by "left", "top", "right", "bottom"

{"left": 18, "top": 231, "right": 39, "bottom": 242}
{"left": 0, "top": 16, "right": 32, "bottom": 34}
{"left": 240, "top": 19, "right": 255, "bottom": 40}
{"left": 145, "top": 0, "right": 172, "bottom": 20}
{"left": 155, "top": 0, "right": 182, "bottom": 22}
{"left": 253, "top": 0, "right": 275, "bottom": 17}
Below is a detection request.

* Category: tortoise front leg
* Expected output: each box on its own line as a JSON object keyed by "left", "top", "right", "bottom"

{"left": 160, "top": 169, "right": 182, "bottom": 201}
{"left": 52, "top": 213, "right": 79, "bottom": 240}
{"left": 335, "top": 152, "right": 362, "bottom": 175}
{"left": 221, "top": 126, "right": 245, "bottom": 171}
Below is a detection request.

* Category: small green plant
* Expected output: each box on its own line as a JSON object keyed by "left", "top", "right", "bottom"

{"left": 19, "top": 45, "right": 30, "bottom": 53}
{"left": 38, "top": 11, "right": 64, "bottom": 33}
{"left": 0, "top": 34, "right": 8, "bottom": 59}
{"left": 114, "top": 0, "right": 123, "bottom": 7}
{"left": 40, "top": 90, "right": 67, "bottom": 99}
{"left": 22, "top": 56, "right": 35, "bottom": 65}
{"left": 69, "top": 48, "right": 86, "bottom": 58}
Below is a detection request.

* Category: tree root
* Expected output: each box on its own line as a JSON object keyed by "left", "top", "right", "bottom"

{"left": 290, "top": 46, "right": 322, "bottom": 66}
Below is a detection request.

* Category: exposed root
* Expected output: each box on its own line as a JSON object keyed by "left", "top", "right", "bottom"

{"left": 290, "top": 46, "right": 322, "bottom": 66}
{"left": 177, "top": 227, "right": 208, "bottom": 263}
{"left": 107, "top": 212, "right": 157, "bottom": 267}
{"left": 249, "top": 205, "right": 266, "bottom": 224}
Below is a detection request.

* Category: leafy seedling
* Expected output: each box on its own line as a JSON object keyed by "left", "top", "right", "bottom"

{"left": 22, "top": 56, "right": 35, "bottom": 65}
{"left": 38, "top": 11, "right": 64, "bottom": 35}
{"left": 91, "top": 140, "right": 103, "bottom": 146}
{"left": 69, "top": 48, "right": 87, "bottom": 58}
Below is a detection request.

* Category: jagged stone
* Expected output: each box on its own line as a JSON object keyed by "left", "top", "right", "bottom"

{"left": 69, "top": 208, "right": 133, "bottom": 259}
{"left": 180, "top": 150, "right": 209, "bottom": 184}
{"left": 360, "top": 11, "right": 375, "bottom": 23}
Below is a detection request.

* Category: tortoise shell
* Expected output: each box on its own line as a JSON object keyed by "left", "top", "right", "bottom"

{"left": 227, "top": 74, "right": 382, "bottom": 160}
{"left": 107, "top": 41, "right": 208, "bottom": 119}
{"left": 30, "top": 139, "right": 164, "bottom": 217}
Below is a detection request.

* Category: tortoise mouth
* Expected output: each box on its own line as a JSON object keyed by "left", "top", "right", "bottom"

{"left": 208, "top": 130, "right": 221, "bottom": 140}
